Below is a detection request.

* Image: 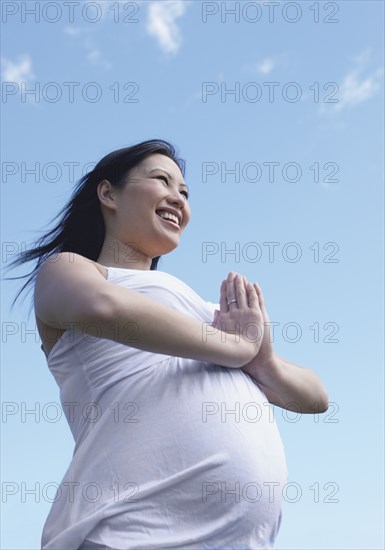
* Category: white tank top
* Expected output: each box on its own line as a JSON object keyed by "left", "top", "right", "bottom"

{"left": 41, "top": 266, "right": 288, "bottom": 549}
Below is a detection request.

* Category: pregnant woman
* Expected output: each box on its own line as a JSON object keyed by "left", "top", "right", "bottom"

{"left": 7, "top": 139, "right": 328, "bottom": 549}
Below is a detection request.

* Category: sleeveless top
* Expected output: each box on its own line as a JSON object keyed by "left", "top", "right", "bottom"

{"left": 40, "top": 267, "right": 288, "bottom": 549}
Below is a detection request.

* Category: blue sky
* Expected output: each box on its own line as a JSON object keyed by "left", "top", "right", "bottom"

{"left": 1, "top": 1, "right": 384, "bottom": 548}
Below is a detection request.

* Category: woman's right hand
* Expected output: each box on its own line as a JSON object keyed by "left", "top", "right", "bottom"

{"left": 211, "top": 272, "right": 265, "bottom": 364}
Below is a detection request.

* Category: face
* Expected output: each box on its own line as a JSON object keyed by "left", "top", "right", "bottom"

{"left": 97, "top": 153, "right": 191, "bottom": 263}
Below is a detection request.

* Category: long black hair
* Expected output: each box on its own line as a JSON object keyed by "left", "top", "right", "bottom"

{"left": 3, "top": 138, "right": 186, "bottom": 317}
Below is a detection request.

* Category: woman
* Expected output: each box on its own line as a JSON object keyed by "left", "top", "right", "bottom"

{"left": 6, "top": 139, "right": 328, "bottom": 550}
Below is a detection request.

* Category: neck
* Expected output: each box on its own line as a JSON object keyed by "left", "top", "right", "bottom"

{"left": 97, "top": 239, "right": 153, "bottom": 271}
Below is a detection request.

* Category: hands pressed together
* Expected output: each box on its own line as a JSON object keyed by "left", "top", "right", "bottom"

{"left": 210, "top": 271, "right": 275, "bottom": 377}
{"left": 209, "top": 272, "right": 329, "bottom": 413}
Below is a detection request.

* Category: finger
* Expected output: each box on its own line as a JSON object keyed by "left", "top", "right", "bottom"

{"left": 253, "top": 281, "right": 262, "bottom": 298}
{"left": 253, "top": 282, "right": 265, "bottom": 309}
{"left": 254, "top": 283, "right": 269, "bottom": 321}
{"left": 247, "top": 282, "right": 260, "bottom": 309}
{"left": 219, "top": 280, "right": 229, "bottom": 312}
{"left": 243, "top": 276, "right": 251, "bottom": 307}
{"left": 242, "top": 276, "right": 249, "bottom": 303}
{"left": 226, "top": 272, "right": 237, "bottom": 308}
{"left": 234, "top": 274, "right": 247, "bottom": 308}
{"left": 211, "top": 309, "right": 219, "bottom": 327}
{"left": 243, "top": 275, "right": 248, "bottom": 289}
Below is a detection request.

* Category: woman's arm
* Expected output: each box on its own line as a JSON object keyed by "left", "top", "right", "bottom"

{"left": 34, "top": 254, "right": 262, "bottom": 369}
{"left": 101, "top": 272, "right": 265, "bottom": 368}
{"left": 96, "top": 282, "right": 257, "bottom": 368}
{"left": 245, "top": 353, "right": 329, "bottom": 413}
{"left": 237, "top": 279, "right": 329, "bottom": 413}
{"left": 210, "top": 274, "right": 329, "bottom": 412}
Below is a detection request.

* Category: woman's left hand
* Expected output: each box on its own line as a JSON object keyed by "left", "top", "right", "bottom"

{"left": 239, "top": 276, "right": 276, "bottom": 379}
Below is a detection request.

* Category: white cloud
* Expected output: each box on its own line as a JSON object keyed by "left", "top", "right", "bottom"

{"left": 95, "top": 0, "right": 134, "bottom": 19}
{"left": 256, "top": 57, "right": 275, "bottom": 74}
{"left": 86, "top": 47, "right": 111, "bottom": 69}
{"left": 87, "top": 49, "right": 100, "bottom": 62}
{"left": 63, "top": 26, "right": 85, "bottom": 36}
{"left": 335, "top": 68, "right": 383, "bottom": 110}
{"left": 182, "top": 71, "right": 225, "bottom": 108}
{"left": 63, "top": 26, "right": 111, "bottom": 68}
{"left": 327, "top": 50, "right": 383, "bottom": 113}
{"left": 180, "top": 90, "right": 202, "bottom": 109}
{"left": 146, "top": 0, "right": 190, "bottom": 54}
{"left": 63, "top": 0, "right": 190, "bottom": 65}
{"left": 351, "top": 47, "right": 372, "bottom": 68}
{"left": 84, "top": 38, "right": 111, "bottom": 69}
{"left": 1, "top": 54, "right": 35, "bottom": 85}
{"left": 241, "top": 54, "right": 287, "bottom": 76}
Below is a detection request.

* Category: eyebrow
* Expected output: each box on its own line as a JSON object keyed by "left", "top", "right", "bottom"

{"left": 149, "top": 168, "right": 189, "bottom": 193}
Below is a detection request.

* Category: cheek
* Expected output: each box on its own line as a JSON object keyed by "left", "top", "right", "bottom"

{"left": 129, "top": 205, "right": 158, "bottom": 232}
{"left": 124, "top": 198, "right": 147, "bottom": 218}
{"left": 184, "top": 208, "right": 192, "bottom": 226}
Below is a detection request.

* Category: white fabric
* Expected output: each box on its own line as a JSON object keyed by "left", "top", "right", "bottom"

{"left": 41, "top": 267, "right": 288, "bottom": 550}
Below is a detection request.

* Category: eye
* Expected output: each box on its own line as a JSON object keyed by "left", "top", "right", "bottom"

{"left": 156, "top": 175, "right": 189, "bottom": 200}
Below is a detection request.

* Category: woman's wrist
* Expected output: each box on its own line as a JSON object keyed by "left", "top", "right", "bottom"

{"left": 243, "top": 353, "right": 284, "bottom": 386}
{"left": 204, "top": 324, "right": 256, "bottom": 368}
{"left": 224, "top": 333, "right": 257, "bottom": 368}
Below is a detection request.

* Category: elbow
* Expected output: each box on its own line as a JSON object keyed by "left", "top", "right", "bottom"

{"left": 318, "top": 388, "right": 330, "bottom": 413}
{"left": 305, "top": 387, "right": 329, "bottom": 414}
{"left": 319, "top": 401, "right": 329, "bottom": 414}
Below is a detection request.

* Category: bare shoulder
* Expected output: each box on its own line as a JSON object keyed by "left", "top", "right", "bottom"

{"left": 87, "top": 258, "right": 108, "bottom": 280}
{"left": 36, "top": 252, "right": 107, "bottom": 280}
{"left": 34, "top": 252, "right": 109, "bottom": 330}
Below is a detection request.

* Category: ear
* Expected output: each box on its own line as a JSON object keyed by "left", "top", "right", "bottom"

{"left": 97, "top": 179, "right": 116, "bottom": 211}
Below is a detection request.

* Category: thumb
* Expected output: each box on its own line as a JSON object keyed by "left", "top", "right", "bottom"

{"left": 211, "top": 309, "right": 219, "bottom": 327}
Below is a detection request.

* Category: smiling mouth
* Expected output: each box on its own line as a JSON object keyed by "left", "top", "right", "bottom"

{"left": 156, "top": 213, "right": 180, "bottom": 230}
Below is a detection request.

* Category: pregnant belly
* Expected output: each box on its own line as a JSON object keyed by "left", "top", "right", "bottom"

{"left": 79, "top": 358, "right": 288, "bottom": 547}
{"left": 103, "top": 358, "right": 288, "bottom": 509}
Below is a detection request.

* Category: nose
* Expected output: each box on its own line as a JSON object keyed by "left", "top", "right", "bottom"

{"left": 166, "top": 191, "right": 189, "bottom": 226}
{"left": 166, "top": 189, "right": 186, "bottom": 209}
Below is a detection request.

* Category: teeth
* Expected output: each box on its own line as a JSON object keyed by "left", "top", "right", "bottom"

{"left": 157, "top": 211, "right": 179, "bottom": 225}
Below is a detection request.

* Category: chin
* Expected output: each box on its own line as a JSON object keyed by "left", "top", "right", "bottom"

{"left": 155, "top": 243, "right": 179, "bottom": 256}
{"left": 147, "top": 236, "right": 179, "bottom": 257}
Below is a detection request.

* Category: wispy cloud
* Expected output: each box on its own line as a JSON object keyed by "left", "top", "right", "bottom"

{"left": 256, "top": 57, "right": 275, "bottom": 74}
{"left": 335, "top": 68, "right": 383, "bottom": 111}
{"left": 84, "top": 38, "right": 111, "bottom": 69}
{"left": 86, "top": 48, "right": 111, "bottom": 69}
{"left": 241, "top": 54, "right": 289, "bottom": 76}
{"left": 1, "top": 54, "right": 35, "bottom": 85}
{"left": 176, "top": 72, "right": 225, "bottom": 112}
{"left": 63, "top": 26, "right": 86, "bottom": 37}
{"left": 325, "top": 49, "right": 383, "bottom": 113}
{"left": 146, "top": 0, "right": 190, "bottom": 54}
{"left": 63, "top": 0, "right": 190, "bottom": 65}
{"left": 63, "top": 27, "right": 111, "bottom": 69}
{"left": 179, "top": 90, "right": 202, "bottom": 110}
{"left": 95, "top": 0, "right": 138, "bottom": 19}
